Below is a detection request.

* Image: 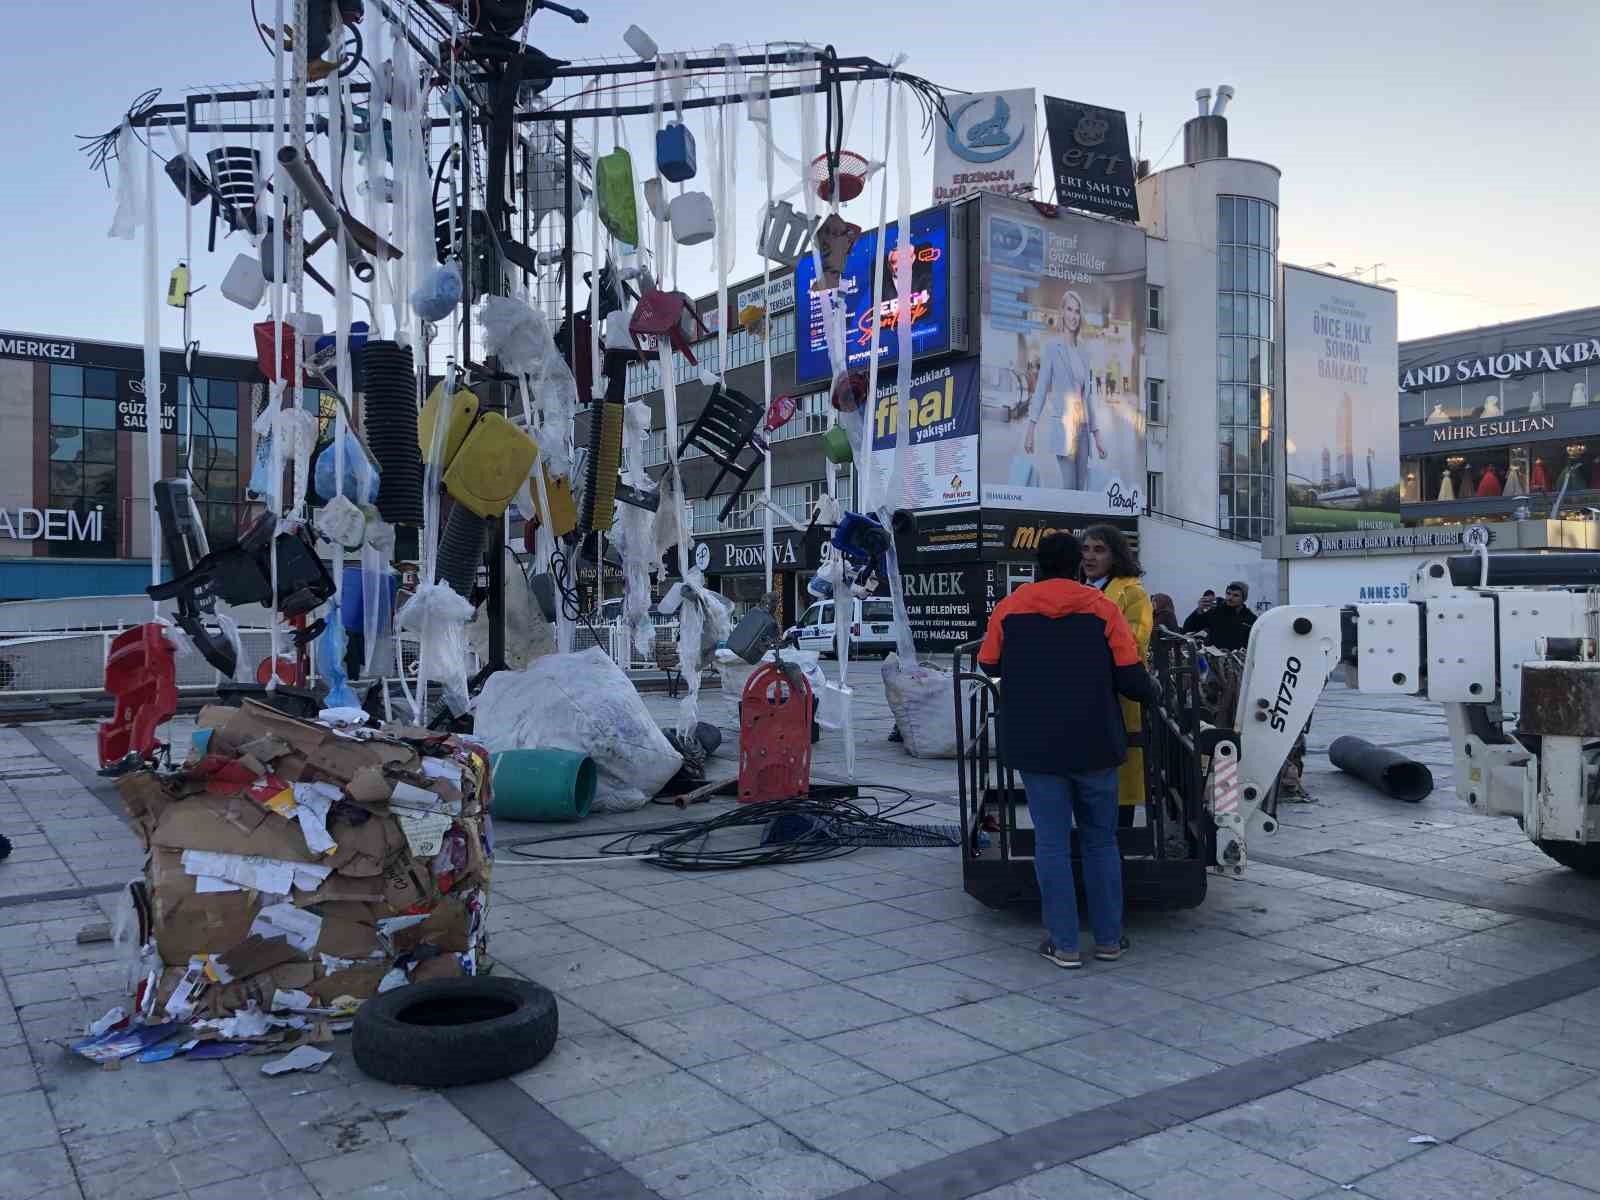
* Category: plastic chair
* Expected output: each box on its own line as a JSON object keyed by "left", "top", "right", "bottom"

{"left": 677, "top": 384, "right": 767, "bottom": 522}
{"left": 206, "top": 147, "right": 263, "bottom": 251}
{"left": 98, "top": 623, "right": 178, "bottom": 768}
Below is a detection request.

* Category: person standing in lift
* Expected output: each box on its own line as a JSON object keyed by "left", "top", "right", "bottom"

{"left": 978, "top": 531, "right": 1156, "bottom": 968}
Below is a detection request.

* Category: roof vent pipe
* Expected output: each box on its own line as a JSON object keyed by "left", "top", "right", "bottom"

{"left": 1194, "top": 88, "right": 1212, "bottom": 118}
{"left": 1212, "top": 85, "right": 1235, "bottom": 117}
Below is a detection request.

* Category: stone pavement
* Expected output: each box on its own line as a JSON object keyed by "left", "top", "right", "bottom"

{"left": 2, "top": 670, "right": 1600, "bottom": 1200}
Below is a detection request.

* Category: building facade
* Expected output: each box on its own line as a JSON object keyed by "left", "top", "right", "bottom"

{"left": 0, "top": 332, "right": 258, "bottom": 600}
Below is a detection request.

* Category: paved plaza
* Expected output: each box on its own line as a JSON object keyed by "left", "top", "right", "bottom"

{"left": 2, "top": 672, "right": 1599, "bottom": 1200}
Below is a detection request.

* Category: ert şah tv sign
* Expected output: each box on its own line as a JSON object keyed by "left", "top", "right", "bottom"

{"left": 1042, "top": 97, "right": 1139, "bottom": 222}
{"left": 933, "top": 89, "right": 1037, "bottom": 204}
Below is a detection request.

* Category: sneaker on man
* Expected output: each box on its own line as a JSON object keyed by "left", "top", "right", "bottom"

{"left": 1039, "top": 939, "right": 1082, "bottom": 969}
{"left": 1094, "top": 937, "right": 1131, "bottom": 962}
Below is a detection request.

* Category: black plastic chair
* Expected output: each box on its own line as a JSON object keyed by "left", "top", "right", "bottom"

{"left": 676, "top": 384, "right": 767, "bottom": 522}
{"left": 206, "top": 147, "right": 263, "bottom": 250}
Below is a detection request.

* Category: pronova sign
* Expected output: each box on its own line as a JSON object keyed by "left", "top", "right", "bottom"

{"left": 1401, "top": 337, "right": 1600, "bottom": 389}
{"left": 0, "top": 505, "right": 104, "bottom": 541}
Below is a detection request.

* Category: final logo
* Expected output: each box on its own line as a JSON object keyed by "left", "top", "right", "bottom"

{"left": 946, "top": 94, "right": 1026, "bottom": 164}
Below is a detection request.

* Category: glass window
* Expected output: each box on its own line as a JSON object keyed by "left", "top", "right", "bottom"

{"left": 84, "top": 430, "right": 116, "bottom": 463}
{"left": 1548, "top": 367, "right": 1590, "bottom": 409}
{"left": 1218, "top": 196, "right": 1234, "bottom": 244}
{"left": 1146, "top": 471, "right": 1163, "bottom": 511}
{"left": 1219, "top": 245, "right": 1233, "bottom": 287}
{"left": 82, "top": 368, "right": 117, "bottom": 399}
{"left": 1217, "top": 293, "right": 1232, "bottom": 335}
{"left": 1248, "top": 200, "right": 1262, "bottom": 247}
{"left": 1233, "top": 249, "right": 1248, "bottom": 292}
{"left": 50, "top": 366, "right": 82, "bottom": 394}
{"left": 51, "top": 395, "right": 81, "bottom": 426}
{"left": 82, "top": 398, "right": 117, "bottom": 429}
{"left": 204, "top": 406, "right": 238, "bottom": 437}
{"left": 49, "top": 427, "right": 83, "bottom": 462}
{"left": 1146, "top": 285, "right": 1164, "bottom": 331}
{"left": 1146, "top": 378, "right": 1165, "bottom": 425}
{"left": 49, "top": 463, "right": 83, "bottom": 493}
{"left": 206, "top": 379, "right": 237, "bottom": 408}
{"left": 83, "top": 464, "right": 115, "bottom": 499}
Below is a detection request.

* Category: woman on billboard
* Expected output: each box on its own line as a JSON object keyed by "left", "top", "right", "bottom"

{"left": 1024, "top": 290, "right": 1106, "bottom": 490}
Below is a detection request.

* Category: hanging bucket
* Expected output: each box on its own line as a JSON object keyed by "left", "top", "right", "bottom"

{"left": 490, "top": 749, "right": 597, "bottom": 822}
{"left": 822, "top": 425, "right": 853, "bottom": 465}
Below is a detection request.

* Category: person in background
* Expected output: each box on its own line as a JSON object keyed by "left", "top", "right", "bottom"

{"left": 1081, "top": 525, "right": 1153, "bottom": 826}
{"left": 1151, "top": 593, "right": 1180, "bottom": 634}
{"left": 978, "top": 532, "right": 1157, "bottom": 968}
{"left": 1184, "top": 581, "right": 1257, "bottom": 651}
{"left": 1184, "top": 589, "right": 1217, "bottom": 628}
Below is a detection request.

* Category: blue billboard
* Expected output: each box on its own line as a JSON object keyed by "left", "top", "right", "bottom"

{"left": 794, "top": 206, "right": 953, "bottom": 386}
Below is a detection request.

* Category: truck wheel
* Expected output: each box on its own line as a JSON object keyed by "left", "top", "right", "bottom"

{"left": 352, "top": 976, "right": 558, "bottom": 1087}
{"left": 1535, "top": 839, "right": 1600, "bottom": 877}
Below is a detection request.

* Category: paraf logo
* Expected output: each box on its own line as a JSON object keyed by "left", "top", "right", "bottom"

{"left": 946, "top": 94, "right": 1026, "bottom": 164}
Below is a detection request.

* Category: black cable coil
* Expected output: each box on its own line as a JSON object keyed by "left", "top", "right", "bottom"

{"left": 436, "top": 503, "right": 490, "bottom": 600}
{"left": 361, "top": 340, "right": 425, "bottom": 534}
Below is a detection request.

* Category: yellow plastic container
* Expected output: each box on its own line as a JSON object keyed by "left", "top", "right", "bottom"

{"left": 443, "top": 412, "right": 539, "bottom": 518}
{"left": 418, "top": 382, "right": 480, "bottom": 466}
{"left": 529, "top": 465, "right": 578, "bottom": 538}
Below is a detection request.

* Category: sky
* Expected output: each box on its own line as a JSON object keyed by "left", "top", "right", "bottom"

{"left": 2, "top": 0, "right": 1595, "bottom": 358}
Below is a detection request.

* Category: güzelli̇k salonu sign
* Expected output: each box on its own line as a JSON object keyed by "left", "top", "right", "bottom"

{"left": 1400, "top": 337, "right": 1600, "bottom": 389}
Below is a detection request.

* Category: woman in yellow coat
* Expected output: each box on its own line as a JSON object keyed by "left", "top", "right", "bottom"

{"left": 1081, "top": 525, "right": 1152, "bottom": 817}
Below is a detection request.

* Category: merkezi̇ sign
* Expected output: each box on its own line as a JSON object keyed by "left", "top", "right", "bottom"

{"left": 0, "top": 336, "right": 76, "bottom": 361}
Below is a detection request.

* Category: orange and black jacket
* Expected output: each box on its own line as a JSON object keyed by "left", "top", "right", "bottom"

{"left": 978, "top": 577, "right": 1158, "bottom": 774}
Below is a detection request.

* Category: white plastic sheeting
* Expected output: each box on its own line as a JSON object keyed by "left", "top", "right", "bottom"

{"left": 476, "top": 647, "right": 682, "bottom": 812}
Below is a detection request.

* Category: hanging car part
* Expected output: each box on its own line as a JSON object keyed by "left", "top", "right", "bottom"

{"left": 442, "top": 413, "right": 540, "bottom": 519}
{"left": 813, "top": 214, "right": 863, "bottom": 291}
{"left": 678, "top": 384, "right": 768, "bottom": 522}
{"left": 149, "top": 512, "right": 335, "bottom": 621}
{"left": 164, "top": 153, "right": 210, "bottom": 205}
{"left": 278, "top": 144, "right": 403, "bottom": 283}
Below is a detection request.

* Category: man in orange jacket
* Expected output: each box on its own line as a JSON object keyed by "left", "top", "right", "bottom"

{"left": 978, "top": 531, "right": 1157, "bottom": 969}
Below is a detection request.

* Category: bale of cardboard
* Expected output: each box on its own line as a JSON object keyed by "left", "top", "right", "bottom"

{"left": 112, "top": 700, "right": 494, "bottom": 1031}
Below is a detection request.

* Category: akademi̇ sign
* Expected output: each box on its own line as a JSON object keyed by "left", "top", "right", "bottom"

{"left": 0, "top": 506, "right": 104, "bottom": 541}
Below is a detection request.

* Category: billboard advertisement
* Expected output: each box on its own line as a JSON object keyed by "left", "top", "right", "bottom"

{"left": 870, "top": 359, "right": 979, "bottom": 512}
{"left": 1283, "top": 268, "right": 1400, "bottom": 532}
{"left": 1042, "top": 97, "right": 1139, "bottom": 223}
{"left": 977, "top": 193, "right": 1146, "bottom": 516}
{"left": 794, "top": 207, "right": 955, "bottom": 386}
{"left": 933, "top": 89, "right": 1036, "bottom": 205}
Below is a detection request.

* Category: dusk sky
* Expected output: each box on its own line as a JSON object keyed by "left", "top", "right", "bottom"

{"left": 3, "top": 1, "right": 1594, "bottom": 356}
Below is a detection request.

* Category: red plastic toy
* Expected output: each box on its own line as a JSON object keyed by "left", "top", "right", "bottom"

{"left": 97, "top": 623, "right": 178, "bottom": 768}
{"left": 738, "top": 661, "right": 813, "bottom": 804}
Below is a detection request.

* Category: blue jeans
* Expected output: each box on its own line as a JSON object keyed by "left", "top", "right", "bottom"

{"left": 1022, "top": 769, "right": 1122, "bottom": 951}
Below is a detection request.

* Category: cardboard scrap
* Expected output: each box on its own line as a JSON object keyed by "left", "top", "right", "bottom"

{"left": 251, "top": 904, "right": 323, "bottom": 954}
{"left": 212, "top": 935, "right": 302, "bottom": 984}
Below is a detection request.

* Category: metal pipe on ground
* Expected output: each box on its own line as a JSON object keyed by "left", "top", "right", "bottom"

{"left": 1328, "top": 735, "right": 1434, "bottom": 803}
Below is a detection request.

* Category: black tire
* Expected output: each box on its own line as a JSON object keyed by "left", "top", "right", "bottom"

{"left": 352, "top": 976, "right": 558, "bottom": 1087}
{"left": 1535, "top": 839, "right": 1600, "bottom": 877}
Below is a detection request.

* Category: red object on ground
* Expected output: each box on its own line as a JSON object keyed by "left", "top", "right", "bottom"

{"left": 257, "top": 656, "right": 305, "bottom": 686}
{"left": 97, "top": 623, "right": 178, "bottom": 768}
{"left": 738, "top": 662, "right": 813, "bottom": 803}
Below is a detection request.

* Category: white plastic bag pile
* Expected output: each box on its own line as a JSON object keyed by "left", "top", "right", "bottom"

{"left": 882, "top": 653, "right": 975, "bottom": 759}
{"left": 475, "top": 647, "right": 682, "bottom": 811}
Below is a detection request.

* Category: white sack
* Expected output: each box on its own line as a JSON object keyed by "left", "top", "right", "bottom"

{"left": 881, "top": 653, "right": 973, "bottom": 760}
{"left": 475, "top": 647, "right": 681, "bottom": 811}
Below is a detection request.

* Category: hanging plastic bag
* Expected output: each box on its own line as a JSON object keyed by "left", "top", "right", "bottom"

{"left": 317, "top": 603, "right": 359, "bottom": 709}
{"left": 410, "top": 261, "right": 463, "bottom": 322}
{"left": 395, "top": 581, "right": 475, "bottom": 715}
{"left": 314, "top": 425, "right": 380, "bottom": 505}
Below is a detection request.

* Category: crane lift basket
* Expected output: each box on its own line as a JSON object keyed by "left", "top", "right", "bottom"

{"left": 953, "top": 632, "right": 1223, "bottom": 912}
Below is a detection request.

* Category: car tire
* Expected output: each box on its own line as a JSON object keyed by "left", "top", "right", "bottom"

{"left": 352, "top": 975, "right": 558, "bottom": 1088}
